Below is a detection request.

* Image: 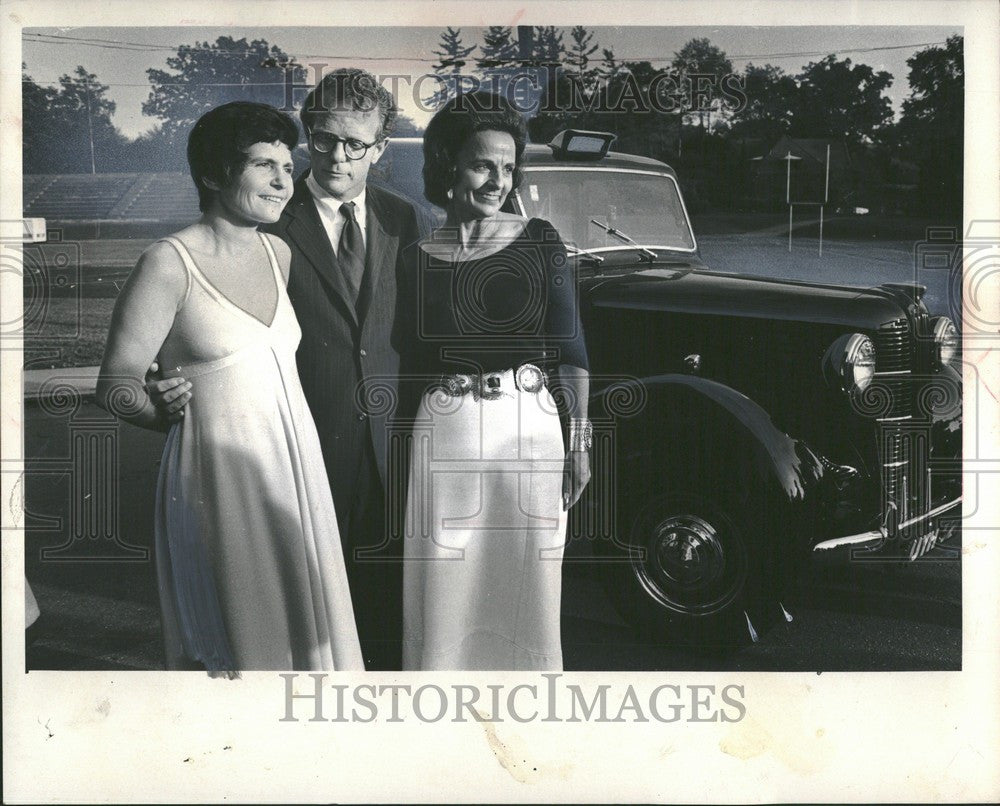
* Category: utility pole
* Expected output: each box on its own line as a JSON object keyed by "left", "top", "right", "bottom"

{"left": 517, "top": 26, "right": 533, "bottom": 65}
{"left": 84, "top": 82, "right": 96, "bottom": 174}
{"left": 515, "top": 25, "right": 540, "bottom": 110}
{"left": 783, "top": 151, "right": 801, "bottom": 252}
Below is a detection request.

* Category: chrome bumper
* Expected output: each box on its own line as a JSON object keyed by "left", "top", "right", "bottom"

{"left": 812, "top": 529, "right": 886, "bottom": 554}
{"left": 812, "top": 494, "right": 962, "bottom": 557}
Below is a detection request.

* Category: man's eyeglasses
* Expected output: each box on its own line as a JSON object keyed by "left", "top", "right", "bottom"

{"left": 309, "top": 132, "right": 382, "bottom": 160}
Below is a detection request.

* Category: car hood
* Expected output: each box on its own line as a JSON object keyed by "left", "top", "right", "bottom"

{"left": 585, "top": 265, "right": 910, "bottom": 330}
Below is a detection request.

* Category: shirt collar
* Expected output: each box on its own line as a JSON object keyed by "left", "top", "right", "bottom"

{"left": 305, "top": 172, "right": 366, "bottom": 214}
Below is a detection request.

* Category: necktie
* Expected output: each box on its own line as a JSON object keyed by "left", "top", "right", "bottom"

{"left": 338, "top": 201, "right": 365, "bottom": 304}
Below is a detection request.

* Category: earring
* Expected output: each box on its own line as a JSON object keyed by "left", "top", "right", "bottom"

{"left": 446, "top": 188, "right": 454, "bottom": 200}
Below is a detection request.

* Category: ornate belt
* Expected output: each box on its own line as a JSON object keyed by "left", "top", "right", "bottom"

{"left": 434, "top": 364, "right": 547, "bottom": 400}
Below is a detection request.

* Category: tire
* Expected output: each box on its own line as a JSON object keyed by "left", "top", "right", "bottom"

{"left": 598, "top": 490, "right": 786, "bottom": 648}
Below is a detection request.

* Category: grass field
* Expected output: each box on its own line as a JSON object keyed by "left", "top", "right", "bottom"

{"left": 24, "top": 297, "right": 115, "bottom": 370}
{"left": 22, "top": 239, "right": 147, "bottom": 369}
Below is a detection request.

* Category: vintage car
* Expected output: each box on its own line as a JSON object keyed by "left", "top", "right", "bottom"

{"left": 371, "top": 129, "right": 963, "bottom": 642}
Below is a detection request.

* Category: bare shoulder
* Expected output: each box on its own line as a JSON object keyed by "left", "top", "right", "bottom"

{"left": 108, "top": 236, "right": 190, "bottom": 316}
{"left": 135, "top": 238, "right": 188, "bottom": 291}
{"left": 263, "top": 232, "right": 292, "bottom": 283}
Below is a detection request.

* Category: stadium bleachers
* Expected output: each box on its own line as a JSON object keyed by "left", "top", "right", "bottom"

{"left": 120, "top": 174, "right": 199, "bottom": 220}
{"left": 23, "top": 173, "right": 198, "bottom": 222}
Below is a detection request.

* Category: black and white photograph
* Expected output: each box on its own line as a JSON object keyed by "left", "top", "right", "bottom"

{"left": 3, "top": 0, "right": 998, "bottom": 802}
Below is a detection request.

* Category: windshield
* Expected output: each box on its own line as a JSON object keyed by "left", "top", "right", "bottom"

{"left": 516, "top": 168, "right": 696, "bottom": 253}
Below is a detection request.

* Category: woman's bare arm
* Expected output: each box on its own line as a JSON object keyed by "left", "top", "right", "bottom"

{"left": 558, "top": 363, "right": 591, "bottom": 510}
{"left": 96, "top": 242, "right": 188, "bottom": 432}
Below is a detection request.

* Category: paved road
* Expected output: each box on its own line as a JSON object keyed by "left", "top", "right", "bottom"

{"left": 25, "top": 541, "right": 961, "bottom": 672}
{"left": 562, "top": 542, "right": 960, "bottom": 672}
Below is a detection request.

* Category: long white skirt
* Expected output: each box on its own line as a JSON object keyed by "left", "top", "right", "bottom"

{"left": 402, "top": 375, "right": 567, "bottom": 671}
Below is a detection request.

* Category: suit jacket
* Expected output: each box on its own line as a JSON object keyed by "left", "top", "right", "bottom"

{"left": 264, "top": 176, "right": 421, "bottom": 524}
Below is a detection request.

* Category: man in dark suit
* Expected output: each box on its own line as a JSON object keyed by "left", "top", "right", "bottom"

{"left": 266, "top": 69, "right": 419, "bottom": 670}
{"left": 152, "top": 69, "right": 420, "bottom": 670}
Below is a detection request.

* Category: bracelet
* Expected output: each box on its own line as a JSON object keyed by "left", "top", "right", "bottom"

{"left": 568, "top": 419, "right": 593, "bottom": 452}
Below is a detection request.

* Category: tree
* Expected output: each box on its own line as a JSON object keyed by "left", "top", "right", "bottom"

{"left": 591, "top": 60, "right": 676, "bottom": 153}
{"left": 728, "top": 63, "right": 798, "bottom": 140}
{"left": 528, "top": 28, "right": 605, "bottom": 143}
{"left": 531, "top": 25, "right": 565, "bottom": 64}
{"left": 22, "top": 64, "right": 126, "bottom": 173}
{"left": 426, "top": 27, "right": 475, "bottom": 109}
{"left": 117, "top": 123, "right": 190, "bottom": 172}
{"left": 671, "top": 38, "right": 734, "bottom": 130}
{"left": 143, "top": 37, "right": 306, "bottom": 152}
{"left": 476, "top": 26, "right": 520, "bottom": 94}
{"left": 789, "top": 54, "right": 893, "bottom": 146}
{"left": 599, "top": 48, "right": 621, "bottom": 82}
{"left": 565, "top": 26, "right": 601, "bottom": 93}
{"left": 22, "top": 65, "right": 56, "bottom": 173}
{"left": 391, "top": 114, "right": 424, "bottom": 137}
{"left": 897, "top": 35, "right": 963, "bottom": 215}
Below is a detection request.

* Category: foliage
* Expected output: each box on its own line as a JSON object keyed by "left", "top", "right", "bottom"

{"left": 600, "top": 48, "right": 620, "bottom": 81}
{"left": 565, "top": 25, "right": 600, "bottom": 90}
{"left": 390, "top": 114, "right": 424, "bottom": 137}
{"left": 531, "top": 26, "right": 565, "bottom": 63}
{"left": 23, "top": 28, "right": 962, "bottom": 219}
{"left": 116, "top": 124, "right": 190, "bottom": 172}
{"left": 143, "top": 37, "right": 307, "bottom": 152}
{"left": 788, "top": 54, "right": 893, "bottom": 145}
{"left": 896, "top": 35, "right": 963, "bottom": 215}
{"left": 22, "top": 65, "right": 127, "bottom": 173}
{"left": 728, "top": 63, "right": 798, "bottom": 141}
{"left": 427, "top": 27, "right": 475, "bottom": 109}
{"left": 475, "top": 26, "right": 520, "bottom": 92}
{"left": 671, "top": 38, "right": 734, "bottom": 129}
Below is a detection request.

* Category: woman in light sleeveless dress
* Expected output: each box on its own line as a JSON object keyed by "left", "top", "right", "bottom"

{"left": 97, "top": 102, "right": 363, "bottom": 673}
{"left": 402, "top": 93, "right": 592, "bottom": 670}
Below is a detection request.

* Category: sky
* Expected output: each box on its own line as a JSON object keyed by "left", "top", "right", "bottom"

{"left": 21, "top": 25, "right": 962, "bottom": 139}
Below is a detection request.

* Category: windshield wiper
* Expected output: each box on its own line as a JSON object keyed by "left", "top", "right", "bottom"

{"left": 589, "top": 219, "right": 658, "bottom": 261}
{"left": 565, "top": 246, "right": 605, "bottom": 265}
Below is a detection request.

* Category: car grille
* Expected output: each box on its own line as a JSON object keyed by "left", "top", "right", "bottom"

{"left": 872, "top": 318, "right": 913, "bottom": 415}
{"left": 874, "top": 319, "right": 910, "bottom": 373}
{"left": 872, "top": 318, "right": 928, "bottom": 535}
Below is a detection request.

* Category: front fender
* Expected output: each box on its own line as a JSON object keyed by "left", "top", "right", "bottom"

{"left": 592, "top": 374, "right": 826, "bottom": 506}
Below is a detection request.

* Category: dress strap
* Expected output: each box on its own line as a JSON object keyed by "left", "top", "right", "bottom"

{"left": 160, "top": 234, "right": 280, "bottom": 328}
{"left": 257, "top": 231, "right": 285, "bottom": 287}
{"left": 156, "top": 236, "right": 193, "bottom": 310}
{"left": 159, "top": 235, "right": 226, "bottom": 308}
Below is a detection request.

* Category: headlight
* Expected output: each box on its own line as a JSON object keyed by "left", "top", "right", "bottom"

{"left": 931, "top": 316, "right": 958, "bottom": 367}
{"left": 823, "top": 333, "right": 877, "bottom": 393}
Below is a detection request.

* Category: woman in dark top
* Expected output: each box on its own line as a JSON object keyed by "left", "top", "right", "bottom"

{"left": 402, "top": 93, "right": 591, "bottom": 670}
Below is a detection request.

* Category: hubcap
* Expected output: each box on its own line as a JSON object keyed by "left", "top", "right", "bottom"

{"left": 632, "top": 512, "right": 747, "bottom": 616}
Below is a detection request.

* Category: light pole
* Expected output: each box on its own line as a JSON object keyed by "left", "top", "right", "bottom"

{"left": 783, "top": 151, "right": 801, "bottom": 251}
{"left": 84, "top": 82, "right": 96, "bottom": 174}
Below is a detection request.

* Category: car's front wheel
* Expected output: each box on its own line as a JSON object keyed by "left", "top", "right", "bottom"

{"left": 600, "top": 491, "right": 785, "bottom": 647}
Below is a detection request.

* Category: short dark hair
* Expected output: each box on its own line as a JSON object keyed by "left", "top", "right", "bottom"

{"left": 300, "top": 68, "right": 398, "bottom": 138}
{"left": 422, "top": 92, "right": 527, "bottom": 209}
{"left": 187, "top": 101, "right": 299, "bottom": 213}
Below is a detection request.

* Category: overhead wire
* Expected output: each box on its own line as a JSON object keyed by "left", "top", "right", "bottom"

{"left": 22, "top": 30, "right": 952, "bottom": 65}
